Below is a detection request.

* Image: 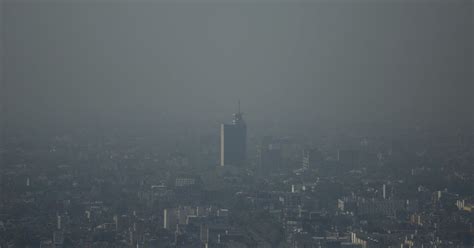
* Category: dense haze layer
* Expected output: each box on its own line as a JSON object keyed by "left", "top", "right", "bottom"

{"left": 2, "top": 0, "right": 473, "bottom": 136}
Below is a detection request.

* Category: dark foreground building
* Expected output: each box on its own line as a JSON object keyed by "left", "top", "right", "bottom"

{"left": 220, "top": 102, "right": 247, "bottom": 166}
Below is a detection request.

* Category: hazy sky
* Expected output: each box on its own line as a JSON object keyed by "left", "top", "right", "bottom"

{"left": 2, "top": 0, "right": 473, "bottom": 135}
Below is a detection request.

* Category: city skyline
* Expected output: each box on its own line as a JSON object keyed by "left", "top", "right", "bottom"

{"left": 0, "top": 1, "right": 473, "bottom": 247}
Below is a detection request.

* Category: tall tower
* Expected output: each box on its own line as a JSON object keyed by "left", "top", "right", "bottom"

{"left": 220, "top": 101, "right": 247, "bottom": 166}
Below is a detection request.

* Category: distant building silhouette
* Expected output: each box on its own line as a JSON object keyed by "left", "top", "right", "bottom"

{"left": 220, "top": 101, "right": 247, "bottom": 166}
{"left": 258, "top": 136, "right": 282, "bottom": 173}
{"left": 302, "top": 148, "right": 323, "bottom": 170}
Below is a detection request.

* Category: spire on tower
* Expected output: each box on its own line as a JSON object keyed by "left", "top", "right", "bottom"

{"left": 232, "top": 99, "right": 244, "bottom": 125}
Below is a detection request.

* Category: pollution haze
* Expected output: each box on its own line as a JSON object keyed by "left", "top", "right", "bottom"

{"left": 2, "top": 2, "right": 474, "bottom": 247}
{"left": 2, "top": 0, "right": 473, "bottom": 137}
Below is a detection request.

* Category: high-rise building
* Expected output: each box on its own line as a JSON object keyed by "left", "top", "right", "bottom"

{"left": 258, "top": 136, "right": 282, "bottom": 173}
{"left": 302, "top": 148, "right": 323, "bottom": 170}
{"left": 163, "top": 208, "right": 177, "bottom": 230}
{"left": 220, "top": 101, "right": 247, "bottom": 166}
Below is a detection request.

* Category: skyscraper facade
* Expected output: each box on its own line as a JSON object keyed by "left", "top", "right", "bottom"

{"left": 220, "top": 102, "right": 246, "bottom": 166}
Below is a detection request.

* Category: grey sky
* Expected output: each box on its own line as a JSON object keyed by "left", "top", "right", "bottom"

{"left": 2, "top": 0, "right": 472, "bottom": 134}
